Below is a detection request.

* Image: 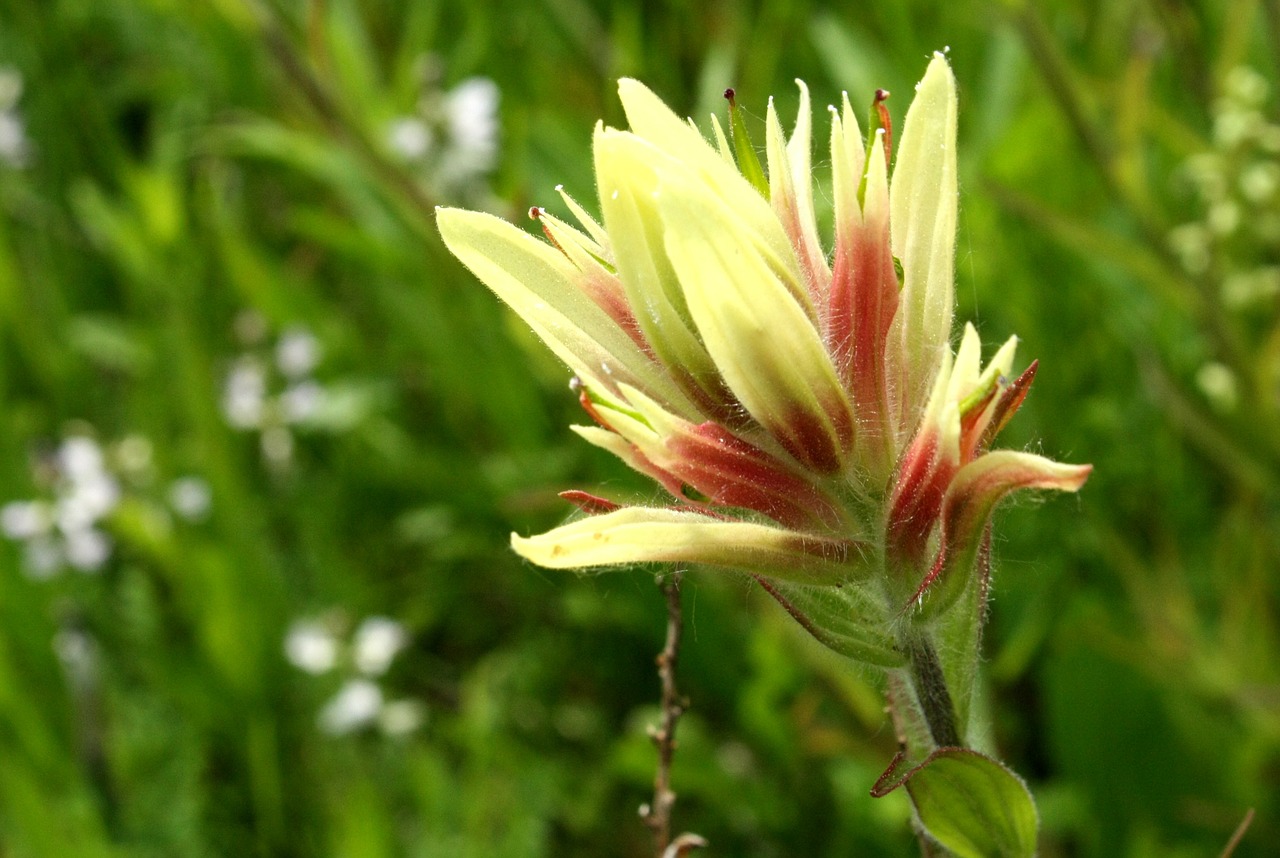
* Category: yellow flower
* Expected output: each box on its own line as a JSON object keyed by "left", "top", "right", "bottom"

{"left": 437, "top": 53, "right": 1089, "bottom": 659}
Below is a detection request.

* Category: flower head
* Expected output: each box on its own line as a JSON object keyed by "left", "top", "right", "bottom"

{"left": 437, "top": 54, "right": 1089, "bottom": 656}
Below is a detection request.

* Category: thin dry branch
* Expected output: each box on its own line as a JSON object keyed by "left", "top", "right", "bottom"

{"left": 639, "top": 571, "right": 706, "bottom": 857}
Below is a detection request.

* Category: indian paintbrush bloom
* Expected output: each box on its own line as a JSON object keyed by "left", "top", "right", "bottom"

{"left": 437, "top": 52, "right": 1089, "bottom": 706}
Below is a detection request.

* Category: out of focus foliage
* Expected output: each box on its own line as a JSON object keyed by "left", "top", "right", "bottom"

{"left": 0, "top": 0, "right": 1276, "bottom": 855}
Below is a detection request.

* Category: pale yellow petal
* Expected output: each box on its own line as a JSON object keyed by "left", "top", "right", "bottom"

{"left": 888, "top": 52, "right": 959, "bottom": 427}
{"left": 512, "top": 507, "right": 860, "bottom": 584}
{"left": 555, "top": 184, "right": 611, "bottom": 257}
{"left": 437, "top": 207, "right": 693, "bottom": 412}
{"left": 594, "top": 130, "right": 723, "bottom": 407}
{"left": 659, "top": 184, "right": 855, "bottom": 472}
{"left": 615, "top": 78, "right": 795, "bottom": 269}
{"left": 766, "top": 83, "right": 828, "bottom": 292}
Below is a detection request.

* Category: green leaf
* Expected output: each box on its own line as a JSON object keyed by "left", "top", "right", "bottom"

{"left": 754, "top": 578, "right": 903, "bottom": 667}
{"left": 905, "top": 749, "right": 1038, "bottom": 858}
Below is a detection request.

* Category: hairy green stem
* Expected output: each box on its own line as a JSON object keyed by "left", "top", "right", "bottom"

{"left": 902, "top": 633, "right": 961, "bottom": 749}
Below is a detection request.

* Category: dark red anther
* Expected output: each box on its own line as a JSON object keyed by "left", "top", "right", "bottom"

{"left": 570, "top": 376, "right": 613, "bottom": 431}
{"left": 723, "top": 87, "right": 737, "bottom": 106}
{"left": 873, "top": 89, "right": 893, "bottom": 170}
{"left": 529, "top": 205, "right": 565, "bottom": 254}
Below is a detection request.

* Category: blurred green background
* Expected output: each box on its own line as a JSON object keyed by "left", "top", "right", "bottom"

{"left": 0, "top": 0, "right": 1277, "bottom": 855}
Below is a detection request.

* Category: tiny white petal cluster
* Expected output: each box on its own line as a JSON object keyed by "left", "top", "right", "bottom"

{"left": 284, "top": 613, "right": 424, "bottom": 737}
{"left": 221, "top": 319, "right": 328, "bottom": 466}
{"left": 1, "top": 435, "right": 120, "bottom": 578}
{"left": 2, "top": 433, "right": 214, "bottom": 578}
{"left": 385, "top": 60, "right": 500, "bottom": 200}
{"left": 1169, "top": 65, "right": 1280, "bottom": 416}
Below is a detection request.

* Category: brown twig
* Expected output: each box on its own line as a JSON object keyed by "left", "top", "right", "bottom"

{"left": 639, "top": 571, "right": 706, "bottom": 857}
{"left": 1218, "top": 807, "right": 1255, "bottom": 858}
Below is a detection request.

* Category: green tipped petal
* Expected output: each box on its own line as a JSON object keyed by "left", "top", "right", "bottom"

{"left": 888, "top": 52, "right": 959, "bottom": 428}
{"left": 512, "top": 507, "right": 862, "bottom": 585}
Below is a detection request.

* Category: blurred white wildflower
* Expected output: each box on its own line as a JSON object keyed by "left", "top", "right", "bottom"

{"left": 385, "top": 62, "right": 500, "bottom": 199}
{"left": 352, "top": 616, "right": 408, "bottom": 676}
{"left": 439, "top": 77, "right": 500, "bottom": 179}
{"left": 63, "top": 527, "right": 111, "bottom": 572}
{"left": 168, "top": 476, "right": 212, "bottom": 521}
{"left": 387, "top": 116, "right": 433, "bottom": 160}
{"left": 221, "top": 323, "right": 329, "bottom": 467}
{"left": 1, "top": 499, "right": 49, "bottom": 540}
{"left": 284, "top": 612, "right": 422, "bottom": 737}
{"left": 2, "top": 432, "right": 214, "bottom": 579}
{"left": 1170, "top": 65, "right": 1280, "bottom": 416}
{"left": 0, "top": 67, "right": 29, "bottom": 169}
{"left": 280, "top": 379, "right": 324, "bottom": 423}
{"left": 276, "top": 326, "right": 320, "bottom": 379}
{"left": 1, "top": 435, "right": 120, "bottom": 578}
{"left": 223, "top": 357, "right": 268, "bottom": 429}
{"left": 284, "top": 619, "right": 340, "bottom": 675}
{"left": 318, "top": 679, "right": 384, "bottom": 735}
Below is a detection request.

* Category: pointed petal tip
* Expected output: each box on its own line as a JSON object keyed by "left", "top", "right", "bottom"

{"left": 926, "top": 49, "right": 955, "bottom": 75}
{"left": 508, "top": 507, "right": 862, "bottom": 583}
{"left": 1060, "top": 462, "right": 1094, "bottom": 491}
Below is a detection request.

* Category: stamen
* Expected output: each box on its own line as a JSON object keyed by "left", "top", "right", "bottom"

{"left": 529, "top": 205, "right": 566, "bottom": 254}
{"left": 570, "top": 376, "right": 614, "bottom": 431}
{"left": 871, "top": 89, "right": 893, "bottom": 171}
{"left": 870, "top": 89, "right": 890, "bottom": 167}
{"left": 857, "top": 89, "right": 894, "bottom": 206}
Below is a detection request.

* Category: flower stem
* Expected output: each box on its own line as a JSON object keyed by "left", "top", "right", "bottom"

{"left": 902, "top": 632, "right": 960, "bottom": 749}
